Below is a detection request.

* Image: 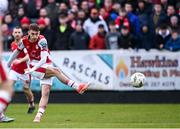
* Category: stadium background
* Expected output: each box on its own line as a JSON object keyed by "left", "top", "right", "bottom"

{"left": 1, "top": 0, "right": 180, "bottom": 102}
{"left": 0, "top": 0, "right": 180, "bottom": 128}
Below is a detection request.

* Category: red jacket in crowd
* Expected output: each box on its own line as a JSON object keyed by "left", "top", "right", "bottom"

{"left": 115, "top": 16, "right": 130, "bottom": 31}
{"left": 89, "top": 33, "right": 106, "bottom": 49}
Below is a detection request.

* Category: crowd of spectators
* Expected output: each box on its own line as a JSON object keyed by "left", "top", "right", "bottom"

{"left": 0, "top": 0, "right": 180, "bottom": 51}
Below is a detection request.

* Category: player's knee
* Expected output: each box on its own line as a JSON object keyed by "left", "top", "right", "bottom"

{"left": 23, "top": 82, "right": 30, "bottom": 90}
{"left": 23, "top": 85, "right": 29, "bottom": 91}
{"left": 51, "top": 68, "right": 61, "bottom": 75}
{"left": 42, "top": 85, "right": 51, "bottom": 97}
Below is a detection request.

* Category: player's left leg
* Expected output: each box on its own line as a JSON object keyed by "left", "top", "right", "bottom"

{"left": 44, "top": 67, "right": 89, "bottom": 94}
{"left": 33, "top": 78, "right": 52, "bottom": 123}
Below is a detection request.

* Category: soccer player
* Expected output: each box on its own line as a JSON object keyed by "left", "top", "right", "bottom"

{"left": 7, "top": 23, "right": 89, "bottom": 123}
{"left": 0, "top": 16, "right": 14, "bottom": 122}
{"left": 9, "top": 26, "right": 35, "bottom": 113}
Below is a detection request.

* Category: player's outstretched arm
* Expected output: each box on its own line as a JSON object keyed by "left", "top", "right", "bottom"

{"left": 26, "top": 51, "right": 48, "bottom": 73}
{"left": 7, "top": 49, "right": 20, "bottom": 67}
{"left": 8, "top": 38, "right": 25, "bottom": 67}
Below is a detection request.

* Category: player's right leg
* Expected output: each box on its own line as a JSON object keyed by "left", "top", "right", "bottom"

{"left": 33, "top": 79, "right": 52, "bottom": 123}
{"left": 44, "top": 67, "right": 89, "bottom": 94}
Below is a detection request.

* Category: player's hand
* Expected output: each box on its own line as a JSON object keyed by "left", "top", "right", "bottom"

{"left": 24, "top": 68, "right": 32, "bottom": 74}
{"left": 12, "top": 59, "right": 21, "bottom": 65}
{"left": 24, "top": 67, "right": 36, "bottom": 74}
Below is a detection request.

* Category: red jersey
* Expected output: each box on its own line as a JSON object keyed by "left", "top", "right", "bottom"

{"left": 17, "top": 35, "right": 51, "bottom": 64}
{"left": 11, "top": 41, "right": 28, "bottom": 74}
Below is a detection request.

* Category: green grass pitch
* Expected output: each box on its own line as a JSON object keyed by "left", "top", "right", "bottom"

{"left": 1, "top": 104, "right": 180, "bottom": 128}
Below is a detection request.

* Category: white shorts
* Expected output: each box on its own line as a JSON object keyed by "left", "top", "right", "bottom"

{"left": 30, "top": 63, "right": 52, "bottom": 79}
{"left": 30, "top": 63, "right": 54, "bottom": 86}
{"left": 40, "top": 77, "right": 53, "bottom": 86}
{"left": 9, "top": 70, "right": 30, "bottom": 82}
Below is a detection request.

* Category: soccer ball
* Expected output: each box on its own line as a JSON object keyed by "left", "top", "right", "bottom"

{"left": 130, "top": 72, "right": 145, "bottom": 88}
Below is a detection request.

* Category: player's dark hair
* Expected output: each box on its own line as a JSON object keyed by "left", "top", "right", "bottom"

{"left": 29, "top": 23, "right": 40, "bottom": 31}
{"left": 13, "top": 26, "right": 22, "bottom": 31}
{"left": 14, "top": 26, "right": 21, "bottom": 29}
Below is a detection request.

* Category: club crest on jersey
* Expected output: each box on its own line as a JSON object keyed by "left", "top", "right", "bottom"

{"left": 36, "top": 45, "right": 39, "bottom": 49}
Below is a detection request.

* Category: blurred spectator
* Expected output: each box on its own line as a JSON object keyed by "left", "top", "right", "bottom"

{"left": 110, "top": 2, "right": 121, "bottom": 20}
{"left": 69, "top": 0, "right": 78, "bottom": 9}
{"left": 13, "top": 6, "right": 26, "bottom": 26}
{"left": 136, "top": 0, "right": 152, "bottom": 15}
{"left": 68, "top": 10, "right": 77, "bottom": 29}
{"left": 115, "top": 8, "right": 130, "bottom": 32}
{"left": 53, "top": 13, "right": 74, "bottom": 50}
{"left": 37, "top": 17, "right": 53, "bottom": 50}
{"left": 59, "top": 2, "right": 68, "bottom": 13}
{"left": 138, "top": 24, "right": 156, "bottom": 51}
{"left": 45, "top": 0, "right": 59, "bottom": 21}
{"left": 88, "top": 0, "right": 96, "bottom": 9}
{"left": 8, "top": 0, "right": 22, "bottom": 18}
{"left": 69, "top": 21, "right": 90, "bottom": 50}
{"left": 3, "top": 13, "right": 16, "bottom": 33}
{"left": 1, "top": 24, "right": 13, "bottom": 51}
{"left": 125, "top": 2, "right": 140, "bottom": 35}
{"left": 164, "top": 29, "right": 180, "bottom": 51}
{"left": 119, "top": 26, "right": 136, "bottom": 49}
{"left": 39, "top": 8, "right": 51, "bottom": 27}
{"left": 20, "top": 16, "right": 30, "bottom": 35}
{"left": 151, "top": 3, "right": 167, "bottom": 29}
{"left": 89, "top": 24, "right": 106, "bottom": 49}
{"left": 77, "top": 10, "right": 87, "bottom": 24}
{"left": 136, "top": 0, "right": 153, "bottom": 31}
{"left": 99, "top": 8, "right": 107, "bottom": 21}
{"left": 83, "top": 8, "right": 108, "bottom": 37}
{"left": 166, "top": 5, "right": 177, "bottom": 24}
{"left": 71, "top": 4, "right": 79, "bottom": 13}
{"left": 101, "top": 0, "right": 113, "bottom": 22}
{"left": 156, "top": 24, "right": 171, "bottom": 50}
{"left": 177, "top": 2, "right": 180, "bottom": 16}
{"left": 169, "top": 15, "right": 180, "bottom": 32}
{"left": 105, "top": 21, "right": 121, "bottom": 49}
{"left": 80, "top": 1, "right": 89, "bottom": 16}
{"left": 50, "top": 2, "right": 69, "bottom": 30}
{"left": 167, "top": 5, "right": 176, "bottom": 17}
{"left": 112, "top": 2, "right": 121, "bottom": 13}
{"left": 24, "top": 0, "right": 43, "bottom": 18}
{"left": 160, "top": 0, "right": 169, "bottom": 10}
